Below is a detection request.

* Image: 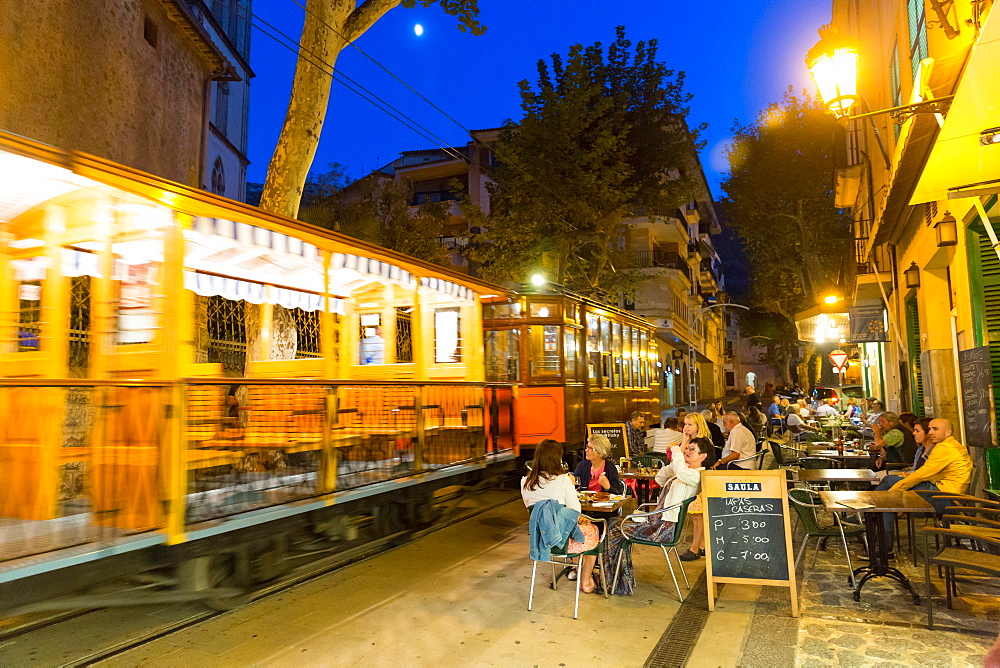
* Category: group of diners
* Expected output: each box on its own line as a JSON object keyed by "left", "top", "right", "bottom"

{"left": 647, "top": 410, "right": 758, "bottom": 472}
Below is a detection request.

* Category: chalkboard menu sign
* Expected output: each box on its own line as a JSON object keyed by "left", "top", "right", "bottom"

{"left": 586, "top": 423, "right": 628, "bottom": 460}
{"left": 702, "top": 470, "right": 798, "bottom": 616}
{"left": 959, "top": 346, "right": 996, "bottom": 448}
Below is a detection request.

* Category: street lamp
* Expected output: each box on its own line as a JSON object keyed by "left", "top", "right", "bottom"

{"left": 904, "top": 262, "right": 921, "bottom": 289}
{"left": 806, "top": 27, "right": 954, "bottom": 124}
{"left": 934, "top": 213, "right": 959, "bottom": 247}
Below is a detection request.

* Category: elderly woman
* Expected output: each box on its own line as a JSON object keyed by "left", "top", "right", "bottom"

{"left": 871, "top": 411, "right": 918, "bottom": 470}
{"left": 522, "top": 439, "right": 601, "bottom": 593}
{"left": 570, "top": 433, "right": 622, "bottom": 494}
{"left": 602, "top": 437, "right": 716, "bottom": 587}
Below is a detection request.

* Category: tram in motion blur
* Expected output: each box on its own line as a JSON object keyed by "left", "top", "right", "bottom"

{"left": 0, "top": 131, "right": 519, "bottom": 613}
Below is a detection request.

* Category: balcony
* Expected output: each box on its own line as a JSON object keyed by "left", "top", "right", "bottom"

{"left": 631, "top": 250, "right": 686, "bottom": 270}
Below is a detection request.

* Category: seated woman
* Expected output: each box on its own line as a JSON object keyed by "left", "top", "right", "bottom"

{"left": 603, "top": 437, "right": 716, "bottom": 585}
{"left": 871, "top": 411, "right": 917, "bottom": 470}
{"left": 570, "top": 433, "right": 622, "bottom": 494}
{"left": 521, "top": 439, "right": 601, "bottom": 593}
{"left": 746, "top": 405, "right": 767, "bottom": 439}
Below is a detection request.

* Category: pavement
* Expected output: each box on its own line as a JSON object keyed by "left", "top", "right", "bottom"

{"left": 88, "top": 491, "right": 996, "bottom": 667}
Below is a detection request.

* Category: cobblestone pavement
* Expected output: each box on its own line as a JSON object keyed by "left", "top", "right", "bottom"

{"left": 739, "top": 514, "right": 998, "bottom": 667}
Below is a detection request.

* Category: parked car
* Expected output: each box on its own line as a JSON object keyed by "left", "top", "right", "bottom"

{"left": 811, "top": 385, "right": 864, "bottom": 409}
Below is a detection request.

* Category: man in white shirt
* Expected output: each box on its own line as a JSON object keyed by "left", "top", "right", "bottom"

{"left": 651, "top": 417, "right": 684, "bottom": 454}
{"left": 814, "top": 399, "right": 839, "bottom": 418}
{"left": 713, "top": 412, "right": 758, "bottom": 469}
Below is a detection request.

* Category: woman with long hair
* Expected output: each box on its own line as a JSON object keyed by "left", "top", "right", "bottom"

{"left": 521, "top": 439, "right": 601, "bottom": 592}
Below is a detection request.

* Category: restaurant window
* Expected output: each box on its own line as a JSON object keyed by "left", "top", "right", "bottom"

{"left": 290, "top": 307, "right": 321, "bottom": 359}
{"left": 434, "top": 307, "right": 461, "bottom": 363}
{"left": 359, "top": 312, "right": 384, "bottom": 365}
{"left": 207, "top": 295, "right": 247, "bottom": 372}
{"left": 485, "top": 329, "right": 520, "bottom": 382}
{"left": 600, "top": 318, "right": 611, "bottom": 354}
{"left": 529, "top": 324, "right": 560, "bottom": 377}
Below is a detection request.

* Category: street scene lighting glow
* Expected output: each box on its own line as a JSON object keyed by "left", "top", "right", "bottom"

{"left": 824, "top": 294, "right": 839, "bottom": 304}
{"left": 530, "top": 274, "right": 545, "bottom": 286}
{"left": 414, "top": 24, "right": 424, "bottom": 36}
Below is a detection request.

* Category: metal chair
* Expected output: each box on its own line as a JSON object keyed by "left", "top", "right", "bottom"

{"left": 769, "top": 438, "right": 807, "bottom": 469}
{"left": 923, "top": 526, "right": 1000, "bottom": 629}
{"left": 787, "top": 487, "right": 867, "bottom": 590}
{"left": 726, "top": 450, "right": 767, "bottom": 470}
{"left": 527, "top": 509, "right": 608, "bottom": 620}
{"left": 797, "top": 456, "right": 842, "bottom": 469}
{"left": 612, "top": 496, "right": 696, "bottom": 602}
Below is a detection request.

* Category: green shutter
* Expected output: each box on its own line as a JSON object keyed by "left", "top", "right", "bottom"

{"left": 974, "top": 231, "right": 1000, "bottom": 431}
{"left": 905, "top": 295, "right": 925, "bottom": 417}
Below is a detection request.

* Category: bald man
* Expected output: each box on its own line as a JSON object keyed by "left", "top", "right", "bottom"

{"left": 876, "top": 418, "right": 973, "bottom": 550}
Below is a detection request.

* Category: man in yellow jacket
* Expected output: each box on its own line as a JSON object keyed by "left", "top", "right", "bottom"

{"left": 879, "top": 418, "right": 973, "bottom": 549}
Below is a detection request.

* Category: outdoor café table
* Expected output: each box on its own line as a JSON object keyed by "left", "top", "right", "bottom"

{"left": 819, "top": 490, "right": 932, "bottom": 604}
{"left": 797, "top": 468, "right": 879, "bottom": 484}
{"left": 578, "top": 493, "right": 626, "bottom": 515}
{"left": 619, "top": 469, "right": 658, "bottom": 505}
{"left": 810, "top": 449, "right": 875, "bottom": 467}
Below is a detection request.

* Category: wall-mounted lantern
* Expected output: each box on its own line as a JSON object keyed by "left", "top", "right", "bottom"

{"left": 904, "top": 261, "right": 921, "bottom": 289}
{"left": 934, "top": 213, "right": 958, "bottom": 247}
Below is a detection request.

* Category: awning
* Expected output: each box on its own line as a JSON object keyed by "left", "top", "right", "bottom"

{"left": 910, "top": 9, "right": 1000, "bottom": 204}
{"left": 183, "top": 270, "right": 343, "bottom": 314}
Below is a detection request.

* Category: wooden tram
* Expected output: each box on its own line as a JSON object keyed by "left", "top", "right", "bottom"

{"left": 482, "top": 289, "right": 659, "bottom": 451}
{"left": 0, "top": 131, "right": 517, "bottom": 613}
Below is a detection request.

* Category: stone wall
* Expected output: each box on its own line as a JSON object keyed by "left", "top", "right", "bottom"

{"left": 0, "top": 0, "right": 212, "bottom": 185}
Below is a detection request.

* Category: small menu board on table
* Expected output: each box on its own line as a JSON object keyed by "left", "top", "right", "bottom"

{"left": 701, "top": 469, "right": 798, "bottom": 617}
{"left": 586, "top": 423, "right": 628, "bottom": 461}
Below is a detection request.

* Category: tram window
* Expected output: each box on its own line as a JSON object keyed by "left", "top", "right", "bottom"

{"left": 395, "top": 307, "right": 413, "bottom": 363}
{"left": 13, "top": 257, "right": 45, "bottom": 352}
{"left": 622, "top": 326, "right": 632, "bottom": 386}
{"left": 612, "top": 356, "right": 622, "bottom": 388}
{"left": 485, "top": 329, "right": 520, "bottom": 382}
{"left": 563, "top": 327, "right": 578, "bottom": 380}
{"left": 600, "top": 353, "right": 611, "bottom": 387}
{"left": 483, "top": 300, "right": 522, "bottom": 319}
{"left": 600, "top": 318, "right": 610, "bottom": 353}
{"left": 586, "top": 314, "right": 600, "bottom": 353}
{"left": 611, "top": 321, "right": 622, "bottom": 356}
{"left": 588, "top": 351, "right": 600, "bottom": 382}
{"left": 434, "top": 307, "right": 461, "bottom": 363}
{"left": 529, "top": 324, "right": 560, "bottom": 377}
{"left": 359, "top": 312, "right": 384, "bottom": 365}
{"left": 69, "top": 275, "right": 91, "bottom": 370}
{"left": 631, "top": 328, "right": 640, "bottom": 387}
{"left": 207, "top": 295, "right": 247, "bottom": 372}
{"left": 529, "top": 302, "right": 559, "bottom": 319}
{"left": 289, "top": 307, "right": 321, "bottom": 359}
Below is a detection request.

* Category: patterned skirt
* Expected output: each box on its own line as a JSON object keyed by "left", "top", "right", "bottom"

{"left": 567, "top": 522, "right": 600, "bottom": 553}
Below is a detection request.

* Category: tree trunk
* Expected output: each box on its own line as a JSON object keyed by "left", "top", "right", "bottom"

{"left": 258, "top": 1, "right": 355, "bottom": 218}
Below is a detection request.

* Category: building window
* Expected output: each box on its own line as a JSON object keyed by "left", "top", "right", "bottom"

{"left": 211, "top": 157, "right": 226, "bottom": 195}
{"left": 214, "top": 80, "right": 230, "bottom": 135}
{"left": 907, "top": 0, "right": 928, "bottom": 82}
{"left": 290, "top": 308, "right": 322, "bottom": 359}
{"left": 142, "top": 13, "right": 158, "bottom": 48}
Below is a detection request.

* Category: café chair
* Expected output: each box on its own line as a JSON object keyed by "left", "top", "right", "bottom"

{"left": 787, "top": 488, "right": 867, "bottom": 590}
{"left": 768, "top": 438, "right": 807, "bottom": 469}
{"left": 612, "top": 496, "right": 696, "bottom": 602}
{"left": 922, "top": 526, "right": 1000, "bottom": 630}
{"left": 527, "top": 510, "right": 608, "bottom": 620}
{"left": 726, "top": 450, "right": 768, "bottom": 470}
{"left": 797, "top": 456, "right": 842, "bottom": 469}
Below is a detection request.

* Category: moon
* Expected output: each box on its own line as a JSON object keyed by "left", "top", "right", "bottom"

{"left": 414, "top": 24, "right": 424, "bottom": 36}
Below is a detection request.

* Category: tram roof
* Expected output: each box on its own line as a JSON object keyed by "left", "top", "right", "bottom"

{"left": 0, "top": 130, "right": 513, "bottom": 299}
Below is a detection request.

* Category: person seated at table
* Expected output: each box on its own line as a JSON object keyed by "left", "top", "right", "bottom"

{"left": 875, "top": 418, "right": 973, "bottom": 548}
{"left": 522, "top": 439, "right": 601, "bottom": 593}
{"left": 780, "top": 398, "right": 792, "bottom": 416}
{"left": 624, "top": 411, "right": 646, "bottom": 458}
{"left": 650, "top": 417, "right": 684, "bottom": 454}
{"left": 705, "top": 417, "right": 727, "bottom": 459}
{"left": 871, "top": 411, "right": 917, "bottom": 470}
{"left": 570, "top": 433, "right": 622, "bottom": 495}
{"left": 785, "top": 403, "right": 817, "bottom": 436}
{"left": 907, "top": 417, "right": 933, "bottom": 472}
{"left": 712, "top": 412, "right": 758, "bottom": 470}
{"left": 766, "top": 396, "right": 784, "bottom": 433}
{"left": 745, "top": 405, "right": 767, "bottom": 439}
{"left": 844, "top": 397, "right": 863, "bottom": 420}
{"left": 814, "top": 398, "right": 840, "bottom": 419}
{"left": 605, "top": 437, "right": 715, "bottom": 575}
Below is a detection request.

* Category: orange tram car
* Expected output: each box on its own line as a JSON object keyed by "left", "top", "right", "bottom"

{"left": 0, "top": 132, "right": 659, "bottom": 614}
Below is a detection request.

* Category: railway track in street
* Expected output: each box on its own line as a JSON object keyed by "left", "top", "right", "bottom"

{"left": 1, "top": 486, "right": 521, "bottom": 667}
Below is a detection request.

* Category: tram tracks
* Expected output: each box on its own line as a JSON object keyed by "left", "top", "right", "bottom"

{"left": 3, "top": 487, "right": 521, "bottom": 667}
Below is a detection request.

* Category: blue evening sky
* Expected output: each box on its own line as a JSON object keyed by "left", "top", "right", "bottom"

{"left": 246, "top": 0, "right": 831, "bottom": 195}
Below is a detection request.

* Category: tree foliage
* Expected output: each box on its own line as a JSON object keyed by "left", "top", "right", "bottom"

{"left": 299, "top": 164, "right": 452, "bottom": 266}
{"left": 259, "top": 0, "right": 485, "bottom": 218}
{"left": 467, "top": 26, "right": 703, "bottom": 297}
{"left": 720, "top": 90, "right": 850, "bottom": 322}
